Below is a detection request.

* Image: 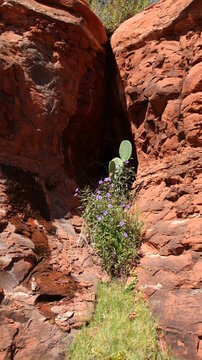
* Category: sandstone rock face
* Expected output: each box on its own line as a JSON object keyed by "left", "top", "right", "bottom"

{"left": 1, "top": 0, "right": 202, "bottom": 358}
{"left": 112, "top": 0, "right": 202, "bottom": 165}
{"left": 0, "top": 0, "right": 107, "bottom": 216}
{"left": 0, "top": 1, "right": 108, "bottom": 359}
{"left": 0, "top": 168, "right": 106, "bottom": 360}
{"left": 111, "top": 0, "right": 202, "bottom": 359}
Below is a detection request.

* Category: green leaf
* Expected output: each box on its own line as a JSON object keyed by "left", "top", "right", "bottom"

{"left": 113, "top": 157, "right": 124, "bottom": 171}
{"left": 108, "top": 158, "right": 123, "bottom": 176}
{"left": 108, "top": 159, "right": 116, "bottom": 175}
{"left": 119, "top": 140, "right": 132, "bottom": 161}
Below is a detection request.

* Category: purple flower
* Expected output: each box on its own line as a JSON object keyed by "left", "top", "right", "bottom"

{"left": 75, "top": 187, "right": 79, "bottom": 192}
{"left": 97, "top": 190, "right": 101, "bottom": 194}
{"left": 74, "top": 193, "right": 78, "bottom": 197}
{"left": 121, "top": 203, "right": 125, "bottom": 207}
{"left": 108, "top": 204, "right": 112, "bottom": 208}
{"left": 99, "top": 195, "right": 102, "bottom": 200}
{"left": 116, "top": 165, "right": 120, "bottom": 170}
{"left": 126, "top": 204, "right": 130, "bottom": 209}
{"left": 125, "top": 160, "right": 129, "bottom": 165}
{"left": 104, "top": 177, "right": 111, "bottom": 182}
{"left": 123, "top": 232, "right": 128, "bottom": 237}
{"left": 106, "top": 193, "right": 111, "bottom": 198}
{"left": 119, "top": 221, "right": 124, "bottom": 227}
{"left": 103, "top": 211, "right": 108, "bottom": 216}
{"left": 110, "top": 184, "right": 114, "bottom": 189}
{"left": 97, "top": 215, "right": 101, "bottom": 222}
{"left": 99, "top": 180, "right": 103, "bottom": 185}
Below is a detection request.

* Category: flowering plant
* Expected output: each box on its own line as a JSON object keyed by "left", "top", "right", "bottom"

{"left": 77, "top": 144, "right": 142, "bottom": 276}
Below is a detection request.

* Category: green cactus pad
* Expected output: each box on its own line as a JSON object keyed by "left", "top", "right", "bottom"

{"left": 119, "top": 140, "right": 132, "bottom": 161}
{"left": 112, "top": 157, "right": 123, "bottom": 171}
{"left": 108, "top": 159, "right": 116, "bottom": 175}
{"left": 108, "top": 157, "right": 123, "bottom": 176}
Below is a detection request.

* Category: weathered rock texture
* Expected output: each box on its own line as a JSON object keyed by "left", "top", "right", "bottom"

{"left": 1, "top": 0, "right": 202, "bottom": 358}
{"left": 111, "top": 0, "right": 202, "bottom": 359}
{"left": 0, "top": 0, "right": 107, "bottom": 217}
{"left": 0, "top": 166, "right": 106, "bottom": 360}
{"left": 0, "top": 1, "right": 108, "bottom": 359}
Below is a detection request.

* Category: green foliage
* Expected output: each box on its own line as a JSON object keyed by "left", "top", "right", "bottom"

{"left": 108, "top": 158, "right": 117, "bottom": 175}
{"left": 66, "top": 282, "right": 176, "bottom": 360}
{"left": 119, "top": 140, "right": 132, "bottom": 161}
{"left": 78, "top": 150, "right": 142, "bottom": 276}
{"left": 88, "top": 0, "right": 153, "bottom": 32}
{"left": 125, "top": 274, "right": 139, "bottom": 291}
{"left": 109, "top": 140, "right": 132, "bottom": 179}
{"left": 109, "top": 157, "right": 123, "bottom": 176}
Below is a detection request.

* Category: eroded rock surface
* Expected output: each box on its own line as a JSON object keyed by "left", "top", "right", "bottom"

{"left": 0, "top": 168, "right": 105, "bottom": 359}
{"left": 111, "top": 0, "right": 202, "bottom": 359}
{"left": 1, "top": 0, "right": 202, "bottom": 358}
{"left": 0, "top": 1, "right": 108, "bottom": 359}
{"left": 0, "top": 0, "right": 107, "bottom": 217}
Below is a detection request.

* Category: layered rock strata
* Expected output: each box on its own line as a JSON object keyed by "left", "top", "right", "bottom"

{"left": 111, "top": 0, "right": 202, "bottom": 359}
{"left": 0, "top": 1, "right": 107, "bottom": 359}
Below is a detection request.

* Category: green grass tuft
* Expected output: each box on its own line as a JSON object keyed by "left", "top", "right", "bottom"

{"left": 66, "top": 282, "right": 175, "bottom": 360}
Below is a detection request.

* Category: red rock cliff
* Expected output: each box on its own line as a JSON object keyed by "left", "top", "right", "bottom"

{"left": 0, "top": 0, "right": 202, "bottom": 359}
{"left": 0, "top": 0, "right": 107, "bottom": 216}
{"left": 111, "top": 0, "right": 202, "bottom": 359}
{"left": 0, "top": 1, "right": 107, "bottom": 359}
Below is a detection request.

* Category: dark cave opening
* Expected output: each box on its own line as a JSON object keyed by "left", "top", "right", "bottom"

{"left": 35, "top": 294, "right": 65, "bottom": 304}
{"left": 100, "top": 40, "right": 138, "bottom": 173}
{"left": 62, "top": 40, "right": 138, "bottom": 188}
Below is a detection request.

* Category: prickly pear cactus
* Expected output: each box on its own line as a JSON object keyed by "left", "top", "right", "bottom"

{"left": 112, "top": 157, "right": 123, "bottom": 170}
{"left": 119, "top": 140, "right": 132, "bottom": 161}
{"left": 108, "top": 158, "right": 123, "bottom": 177}
{"left": 108, "top": 140, "right": 132, "bottom": 177}
{"left": 108, "top": 159, "right": 116, "bottom": 175}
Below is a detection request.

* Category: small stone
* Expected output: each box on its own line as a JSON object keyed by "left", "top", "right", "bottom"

{"left": 55, "top": 311, "right": 74, "bottom": 322}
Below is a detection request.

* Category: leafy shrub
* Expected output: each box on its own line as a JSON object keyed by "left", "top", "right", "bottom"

{"left": 88, "top": 0, "right": 154, "bottom": 33}
{"left": 76, "top": 141, "right": 142, "bottom": 276}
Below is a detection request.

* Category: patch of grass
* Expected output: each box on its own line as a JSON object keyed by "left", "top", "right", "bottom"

{"left": 66, "top": 282, "right": 175, "bottom": 360}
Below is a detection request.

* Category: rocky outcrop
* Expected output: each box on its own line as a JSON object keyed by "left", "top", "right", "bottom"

{"left": 0, "top": 0, "right": 107, "bottom": 217}
{"left": 1, "top": 0, "right": 202, "bottom": 359}
{"left": 111, "top": 0, "right": 202, "bottom": 359}
{"left": 0, "top": 166, "right": 106, "bottom": 360}
{"left": 0, "top": 1, "right": 108, "bottom": 359}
